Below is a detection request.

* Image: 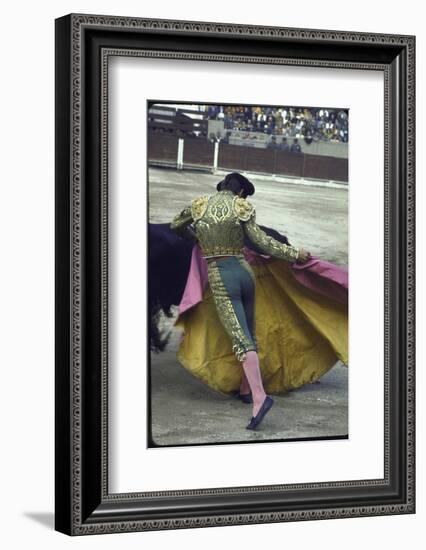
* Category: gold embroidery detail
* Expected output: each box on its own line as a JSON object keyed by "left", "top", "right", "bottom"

{"left": 170, "top": 205, "right": 193, "bottom": 232}
{"left": 191, "top": 195, "right": 209, "bottom": 221}
{"left": 210, "top": 199, "right": 231, "bottom": 223}
{"left": 243, "top": 212, "right": 299, "bottom": 262}
{"left": 171, "top": 191, "right": 299, "bottom": 262}
{"left": 207, "top": 261, "right": 255, "bottom": 362}
{"left": 205, "top": 247, "right": 243, "bottom": 256}
{"left": 233, "top": 197, "right": 255, "bottom": 221}
{"left": 193, "top": 192, "right": 246, "bottom": 257}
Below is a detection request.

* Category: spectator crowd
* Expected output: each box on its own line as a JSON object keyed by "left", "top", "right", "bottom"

{"left": 204, "top": 105, "right": 349, "bottom": 144}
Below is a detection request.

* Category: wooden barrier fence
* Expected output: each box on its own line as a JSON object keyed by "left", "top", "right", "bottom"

{"left": 148, "top": 131, "right": 348, "bottom": 182}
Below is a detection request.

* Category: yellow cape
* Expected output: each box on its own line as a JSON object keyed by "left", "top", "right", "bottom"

{"left": 174, "top": 258, "right": 348, "bottom": 395}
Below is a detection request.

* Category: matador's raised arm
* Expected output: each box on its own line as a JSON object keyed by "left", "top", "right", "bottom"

{"left": 170, "top": 204, "right": 193, "bottom": 232}
{"left": 170, "top": 204, "right": 196, "bottom": 241}
{"left": 234, "top": 197, "right": 300, "bottom": 262}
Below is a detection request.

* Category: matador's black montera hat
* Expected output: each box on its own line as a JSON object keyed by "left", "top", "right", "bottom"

{"left": 216, "top": 172, "right": 255, "bottom": 197}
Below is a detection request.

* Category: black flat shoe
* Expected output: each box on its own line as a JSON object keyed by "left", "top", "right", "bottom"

{"left": 246, "top": 396, "right": 274, "bottom": 430}
{"left": 231, "top": 390, "right": 253, "bottom": 404}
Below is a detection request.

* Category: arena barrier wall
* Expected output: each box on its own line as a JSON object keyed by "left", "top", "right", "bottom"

{"left": 148, "top": 132, "right": 348, "bottom": 183}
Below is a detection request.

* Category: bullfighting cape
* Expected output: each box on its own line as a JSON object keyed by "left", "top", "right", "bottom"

{"left": 174, "top": 244, "right": 348, "bottom": 395}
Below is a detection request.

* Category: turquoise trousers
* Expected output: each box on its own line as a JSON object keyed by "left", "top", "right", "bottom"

{"left": 206, "top": 255, "right": 257, "bottom": 362}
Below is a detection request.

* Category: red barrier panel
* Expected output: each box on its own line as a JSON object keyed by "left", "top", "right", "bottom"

{"left": 183, "top": 137, "right": 215, "bottom": 167}
{"left": 148, "top": 132, "right": 179, "bottom": 164}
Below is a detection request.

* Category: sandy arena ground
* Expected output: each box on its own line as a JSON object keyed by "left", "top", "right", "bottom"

{"left": 149, "top": 167, "right": 348, "bottom": 446}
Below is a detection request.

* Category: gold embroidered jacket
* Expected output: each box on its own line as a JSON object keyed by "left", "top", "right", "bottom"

{"left": 170, "top": 190, "right": 299, "bottom": 262}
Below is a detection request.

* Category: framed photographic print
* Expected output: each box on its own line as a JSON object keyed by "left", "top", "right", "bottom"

{"left": 55, "top": 14, "right": 415, "bottom": 535}
{"left": 147, "top": 98, "right": 349, "bottom": 449}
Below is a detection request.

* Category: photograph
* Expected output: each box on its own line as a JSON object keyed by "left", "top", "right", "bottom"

{"left": 148, "top": 101, "right": 349, "bottom": 447}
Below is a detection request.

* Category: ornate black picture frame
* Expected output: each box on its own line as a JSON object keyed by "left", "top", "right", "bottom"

{"left": 55, "top": 13, "right": 415, "bottom": 535}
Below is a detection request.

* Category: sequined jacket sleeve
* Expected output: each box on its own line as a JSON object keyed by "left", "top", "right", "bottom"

{"left": 170, "top": 204, "right": 195, "bottom": 240}
{"left": 234, "top": 198, "right": 300, "bottom": 262}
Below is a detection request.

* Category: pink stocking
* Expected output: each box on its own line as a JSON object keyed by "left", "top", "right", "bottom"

{"left": 239, "top": 370, "right": 251, "bottom": 395}
{"left": 242, "top": 351, "right": 267, "bottom": 416}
